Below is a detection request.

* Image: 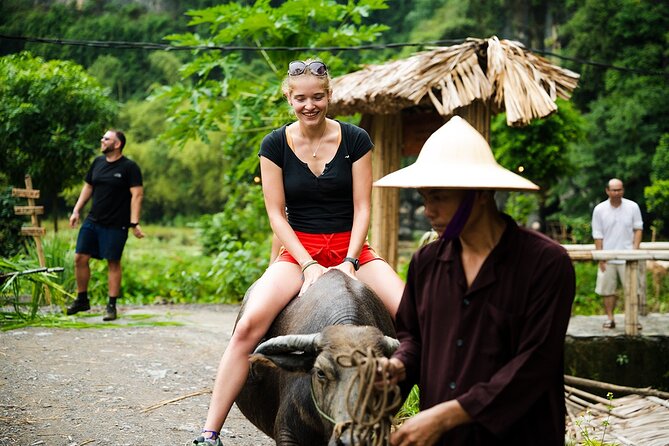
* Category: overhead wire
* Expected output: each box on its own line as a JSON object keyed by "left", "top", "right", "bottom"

{"left": 0, "top": 33, "right": 667, "bottom": 77}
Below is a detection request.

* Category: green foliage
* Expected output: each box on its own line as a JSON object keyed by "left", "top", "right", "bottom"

{"left": 492, "top": 98, "right": 586, "bottom": 222}
{"left": 119, "top": 97, "right": 229, "bottom": 222}
{"left": 503, "top": 193, "right": 539, "bottom": 227}
{"left": 0, "top": 186, "right": 26, "bottom": 257}
{"left": 0, "top": 0, "right": 190, "bottom": 101}
{"left": 0, "top": 255, "right": 73, "bottom": 328}
{"left": 208, "top": 235, "right": 270, "bottom": 301}
{"left": 553, "top": 214, "right": 592, "bottom": 244}
{"left": 394, "top": 385, "right": 420, "bottom": 421}
{"left": 644, "top": 134, "right": 669, "bottom": 236}
{"left": 0, "top": 52, "right": 118, "bottom": 224}
{"left": 560, "top": 0, "right": 669, "bottom": 217}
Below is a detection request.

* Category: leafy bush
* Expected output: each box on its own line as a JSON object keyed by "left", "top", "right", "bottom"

{"left": 503, "top": 193, "right": 539, "bottom": 227}
{"left": 208, "top": 235, "right": 270, "bottom": 302}
{"left": 0, "top": 255, "right": 72, "bottom": 327}
{"left": 0, "top": 186, "right": 25, "bottom": 257}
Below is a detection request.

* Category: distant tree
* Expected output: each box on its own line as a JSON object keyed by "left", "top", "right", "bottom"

{"left": 644, "top": 134, "right": 669, "bottom": 238}
{"left": 0, "top": 52, "right": 118, "bottom": 230}
{"left": 0, "top": 1, "right": 189, "bottom": 100}
{"left": 491, "top": 98, "right": 586, "bottom": 226}
{"left": 560, "top": 0, "right": 669, "bottom": 217}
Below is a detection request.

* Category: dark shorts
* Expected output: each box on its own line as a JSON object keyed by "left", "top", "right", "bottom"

{"left": 75, "top": 219, "right": 128, "bottom": 261}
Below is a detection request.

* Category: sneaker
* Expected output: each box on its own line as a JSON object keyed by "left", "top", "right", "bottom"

{"left": 102, "top": 304, "right": 117, "bottom": 321}
{"left": 66, "top": 298, "right": 90, "bottom": 315}
{"left": 192, "top": 436, "right": 223, "bottom": 445}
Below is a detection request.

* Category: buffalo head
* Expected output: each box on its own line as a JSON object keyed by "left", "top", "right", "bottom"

{"left": 252, "top": 325, "right": 401, "bottom": 445}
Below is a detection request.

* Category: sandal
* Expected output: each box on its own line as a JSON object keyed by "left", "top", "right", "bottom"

{"left": 192, "top": 437, "right": 222, "bottom": 446}
{"left": 602, "top": 320, "right": 616, "bottom": 329}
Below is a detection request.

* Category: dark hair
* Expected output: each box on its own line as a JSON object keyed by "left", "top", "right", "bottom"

{"left": 110, "top": 129, "right": 126, "bottom": 150}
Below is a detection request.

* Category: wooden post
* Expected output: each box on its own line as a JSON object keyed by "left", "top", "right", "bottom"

{"left": 12, "top": 174, "right": 50, "bottom": 304}
{"left": 367, "top": 113, "right": 402, "bottom": 269}
{"left": 638, "top": 260, "right": 647, "bottom": 316}
{"left": 624, "top": 260, "right": 639, "bottom": 335}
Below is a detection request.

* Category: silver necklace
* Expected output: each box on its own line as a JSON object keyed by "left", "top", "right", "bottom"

{"left": 311, "top": 124, "right": 327, "bottom": 158}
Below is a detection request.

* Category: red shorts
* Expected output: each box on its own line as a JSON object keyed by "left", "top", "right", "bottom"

{"left": 276, "top": 231, "right": 382, "bottom": 268}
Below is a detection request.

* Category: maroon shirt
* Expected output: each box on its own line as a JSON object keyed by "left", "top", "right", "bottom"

{"left": 393, "top": 214, "right": 575, "bottom": 445}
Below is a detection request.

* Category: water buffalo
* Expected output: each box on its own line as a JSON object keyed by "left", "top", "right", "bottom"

{"left": 235, "top": 269, "right": 400, "bottom": 446}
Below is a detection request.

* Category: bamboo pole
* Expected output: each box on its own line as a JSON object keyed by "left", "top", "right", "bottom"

{"left": 624, "top": 260, "right": 639, "bottom": 335}
{"left": 564, "top": 375, "right": 669, "bottom": 399}
{"left": 368, "top": 113, "right": 401, "bottom": 269}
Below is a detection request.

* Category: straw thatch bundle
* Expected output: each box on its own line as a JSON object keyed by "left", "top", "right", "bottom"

{"left": 564, "top": 377, "right": 669, "bottom": 446}
{"left": 566, "top": 393, "right": 669, "bottom": 446}
{"left": 330, "top": 36, "right": 579, "bottom": 126}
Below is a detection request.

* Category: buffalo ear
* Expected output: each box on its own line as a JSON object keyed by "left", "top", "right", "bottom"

{"left": 251, "top": 352, "right": 317, "bottom": 373}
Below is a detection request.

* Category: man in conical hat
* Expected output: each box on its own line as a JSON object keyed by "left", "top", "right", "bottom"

{"left": 376, "top": 116, "right": 575, "bottom": 446}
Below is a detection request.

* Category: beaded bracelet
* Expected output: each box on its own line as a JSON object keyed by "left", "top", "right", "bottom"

{"left": 301, "top": 260, "right": 319, "bottom": 273}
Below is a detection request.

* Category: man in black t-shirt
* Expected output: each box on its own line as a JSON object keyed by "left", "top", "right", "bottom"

{"left": 66, "top": 129, "right": 144, "bottom": 321}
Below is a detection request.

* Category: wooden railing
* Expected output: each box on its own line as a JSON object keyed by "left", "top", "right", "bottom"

{"left": 562, "top": 243, "right": 669, "bottom": 335}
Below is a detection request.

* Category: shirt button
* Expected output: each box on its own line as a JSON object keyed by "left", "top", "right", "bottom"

{"left": 463, "top": 298, "right": 470, "bottom": 306}
{"left": 456, "top": 339, "right": 464, "bottom": 347}
{"left": 449, "top": 381, "right": 456, "bottom": 390}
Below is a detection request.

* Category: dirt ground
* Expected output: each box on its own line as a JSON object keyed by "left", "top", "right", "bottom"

{"left": 0, "top": 304, "right": 274, "bottom": 446}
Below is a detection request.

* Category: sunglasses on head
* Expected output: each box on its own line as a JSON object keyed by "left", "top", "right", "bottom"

{"left": 288, "top": 60, "right": 328, "bottom": 76}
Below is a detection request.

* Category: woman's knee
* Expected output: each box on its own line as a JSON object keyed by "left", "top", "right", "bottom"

{"left": 230, "top": 315, "right": 265, "bottom": 348}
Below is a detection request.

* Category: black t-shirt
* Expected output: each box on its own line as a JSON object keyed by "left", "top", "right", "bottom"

{"left": 85, "top": 155, "right": 143, "bottom": 228}
{"left": 259, "top": 121, "right": 373, "bottom": 233}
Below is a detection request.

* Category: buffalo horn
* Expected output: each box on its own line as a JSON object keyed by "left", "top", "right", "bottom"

{"left": 254, "top": 333, "right": 322, "bottom": 355}
{"left": 381, "top": 336, "right": 400, "bottom": 356}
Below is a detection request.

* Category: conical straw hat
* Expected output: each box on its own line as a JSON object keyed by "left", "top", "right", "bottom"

{"left": 374, "top": 116, "right": 539, "bottom": 191}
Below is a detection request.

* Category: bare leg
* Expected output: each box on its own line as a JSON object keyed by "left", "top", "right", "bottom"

{"left": 202, "top": 261, "right": 302, "bottom": 437}
{"left": 603, "top": 295, "right": 617, "bottom": 322}
{"left": 74, "top": 253, "right": 91, "bottom": 293}
{"left": 356, "top": 259, "right": 405, "bottom": 319}
{"left": 108, "top": 260, "right": 122, "bottom": 297}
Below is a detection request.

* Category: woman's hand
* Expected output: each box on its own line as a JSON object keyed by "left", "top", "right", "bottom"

{"left": 299, "top": 262, "right": 326, "bottom": 296}
{"left": 332, "top": 260, "right": 357, "bottom": 279}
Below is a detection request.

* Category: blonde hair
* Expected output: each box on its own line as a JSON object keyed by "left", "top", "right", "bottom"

{"left": 281, "top": 58, "right": 332, "bottom": 97}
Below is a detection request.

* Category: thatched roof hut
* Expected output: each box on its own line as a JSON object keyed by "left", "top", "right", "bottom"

{"left": 329, "top": 36, "right": 579, "bottom": 266}
{"left": 331, "top": 36, "right": 579, "bottom": 126}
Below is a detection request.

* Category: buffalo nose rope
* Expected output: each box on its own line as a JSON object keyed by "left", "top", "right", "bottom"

{"left": 332, "top": 347, "right": 403, "bottom": 446}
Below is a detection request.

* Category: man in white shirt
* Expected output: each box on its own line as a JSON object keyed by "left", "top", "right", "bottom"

{"left": 591, "top": 178, "right": 643, "bottom": 329}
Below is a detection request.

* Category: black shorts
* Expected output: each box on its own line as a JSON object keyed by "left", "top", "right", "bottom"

{"left": 75, "top": 219, "right": 128, "bottom": 260}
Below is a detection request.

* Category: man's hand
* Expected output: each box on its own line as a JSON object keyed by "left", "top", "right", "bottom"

{"left": 132, "top": 224, "right": 145, "bottom": 239}
{"left": 599, "top": 260, "right": 607, "bottom": 272}
{"left": 69, "top": 211, "right": 80, "bottom": 228}
{"left": 375, "top": 357, "right": 406, "bottom": 388}
{"left": 390, "top": 400, "right": 472, "bottom": 446}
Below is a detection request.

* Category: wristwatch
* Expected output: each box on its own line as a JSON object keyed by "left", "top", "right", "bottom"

{"left": 129, "top": 222, "right": 139, "bottom": 228}
{"left": 343, "top": 257, "right": 360, "bottom": 271}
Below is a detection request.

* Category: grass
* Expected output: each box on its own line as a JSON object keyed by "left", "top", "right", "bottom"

{"left": 1, "top": 310, "right": 184, "bottom": 330}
